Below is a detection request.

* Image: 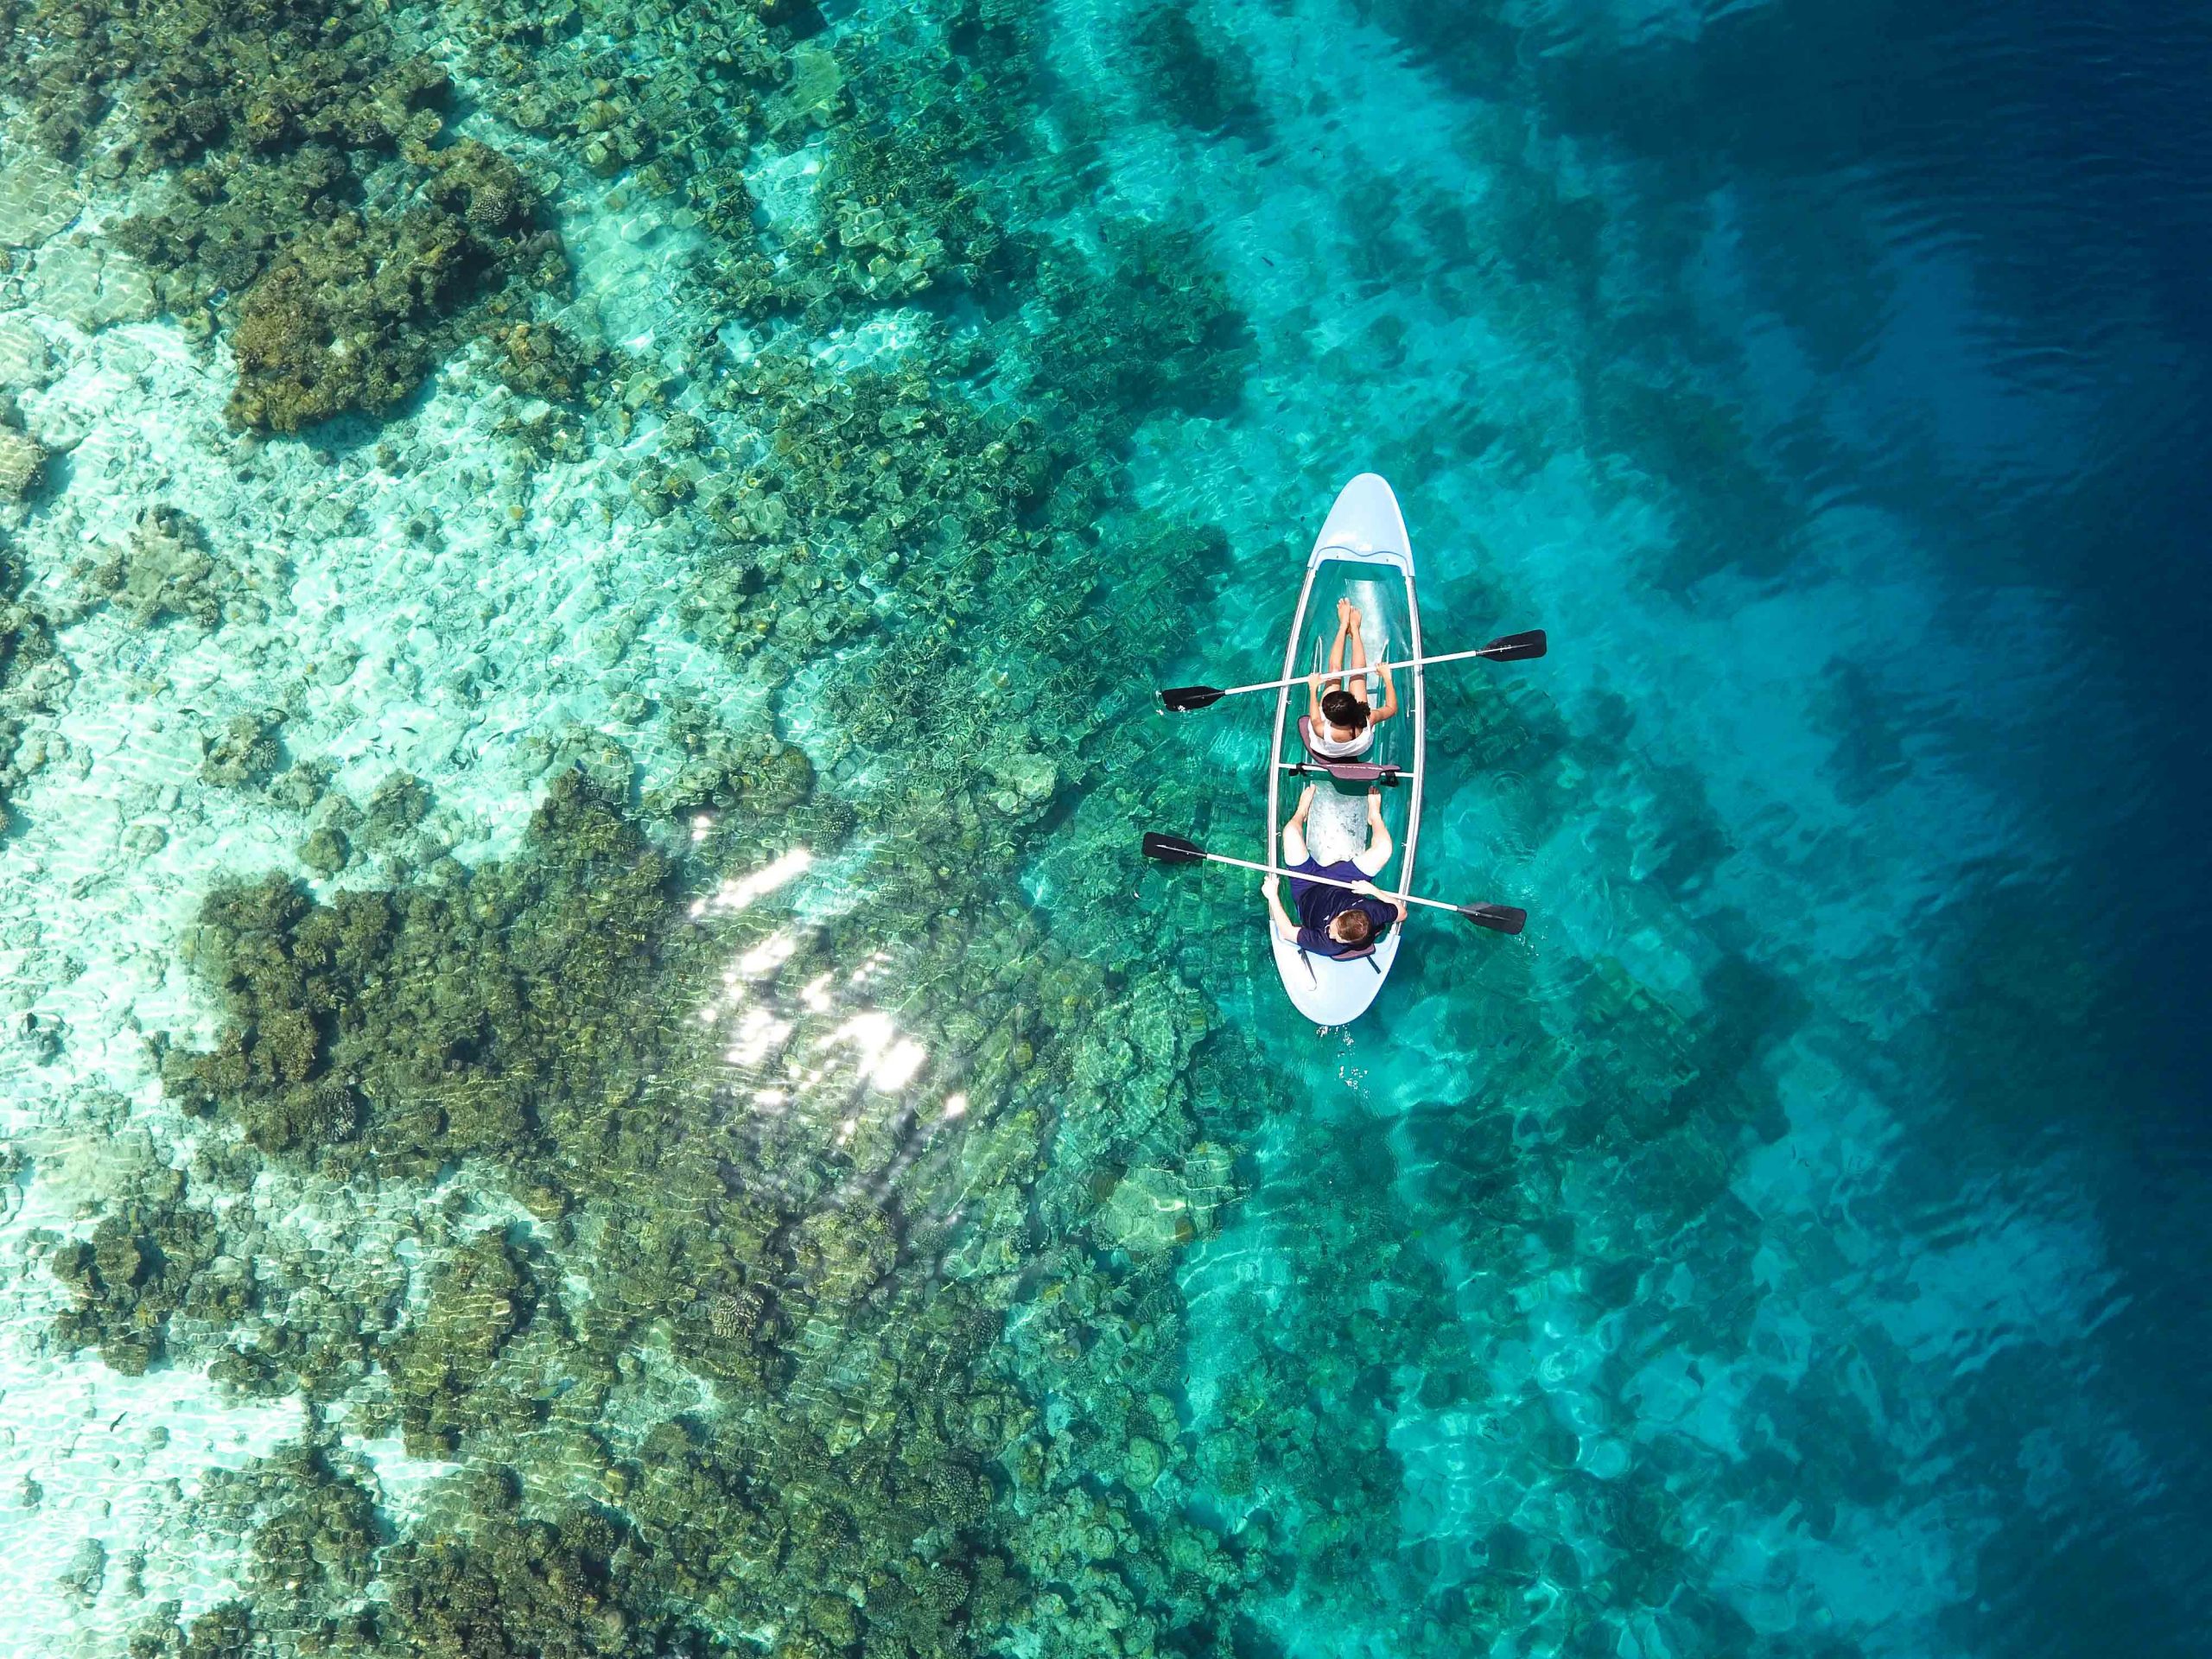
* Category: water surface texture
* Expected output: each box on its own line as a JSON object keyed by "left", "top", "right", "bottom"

{"left": 1, "top": 0, "right": 2207, "bottom": 1655}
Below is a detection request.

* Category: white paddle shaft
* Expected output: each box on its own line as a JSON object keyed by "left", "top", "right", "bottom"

{"left": 1186, "top": 847, "right": 1470, "bottom": 916}
{"left": 1219, "top": 643, "right": 1506, "bottom": 700}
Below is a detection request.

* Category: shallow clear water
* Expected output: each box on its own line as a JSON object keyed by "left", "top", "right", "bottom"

{"left": 1, "top": 0, "right": 2207, "bottom": 1654}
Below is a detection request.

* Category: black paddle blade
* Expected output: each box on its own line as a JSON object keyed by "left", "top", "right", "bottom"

{"left": 1141, "top": 832, "right": 1206, "bottom": 864}
{"left": 1478, "top": 630, "right": 1548, "bottom": 663}
{"left": 1160, "top": 684, "right": 1226, "bottom": 712}
{"left": 1459, "top": 903, "right": 1528, "bottom": 934}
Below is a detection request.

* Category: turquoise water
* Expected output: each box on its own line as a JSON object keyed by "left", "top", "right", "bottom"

{"left": 1, "top": 0, "right": 2206, "bottom": 1653}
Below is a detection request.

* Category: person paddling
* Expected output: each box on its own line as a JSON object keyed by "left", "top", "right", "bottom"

{"left": 1261, "top": 784, "right": 1408, "bottom": 957}
{"left": 1304, "top": 598, "right": 1399, "bottom": 760}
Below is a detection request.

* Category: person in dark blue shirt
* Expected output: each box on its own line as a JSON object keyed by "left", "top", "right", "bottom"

{"left": 1261, "top": 785, "right": 1407, "bottom": 957}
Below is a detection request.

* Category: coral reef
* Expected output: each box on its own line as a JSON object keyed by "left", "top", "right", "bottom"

{"left": 0, "top": 534, "right": 61, "bottom": 833}
{"left": 641, "top": 696, "right": 817, "bottom": 826}
{"left": 359, "top": 769, "right": 432, "bottom": 849}
{"left": 161, "top": 767, "right": 692, "bottom": 1178}
{"left": 442, "top": 0, "right": 779, "bottom": 194}
{"left": 385, "top": 1230, "right": 544, "bottom": 1458}
{"left": 486, "top": 317, "right": 607, "bottom": 404}
{"left": 207, "top": 1440, "right": 386, "bottom": 1604}
{"left": 1025, "top": 219, "right": 1257, "bottom": 435}
{"left": 225, "top": 211, "right": 474, "bottom": 431}
{"left": 296, "top": 822, "right": 349, "bottom": 877}
{"left": 48, "top": 1154, "right": 241, "bottom": 1375}
{"left": 76, "top": 504, "right": 262, "bottom": 628}
{"left": 2, "top": 0, "right": 439, "bottom": 164}
{"left": 371, "top": 1491, "right": 696, "bottom": 1659}
{"left": 226, "top": 153, "right": 563, "bottom": 432}
{"left": 145, "top": 722, "right": 1279, "bottom": 1651}
{"left": 201, "top": 710, "right": 284, "bottom": 789}
{"left": 9, "top": 0, "right": 566, "bottom": 429}
{"left": 0, "top": 423, "right": 46, "bottom": 502}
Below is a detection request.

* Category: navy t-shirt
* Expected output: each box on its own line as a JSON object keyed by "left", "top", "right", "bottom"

{"left": 1291, "top": 861, "right": 1394, "bottom": 957}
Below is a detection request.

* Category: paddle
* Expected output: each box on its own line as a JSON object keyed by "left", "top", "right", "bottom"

{"left": 1141, "top": 833, "right": 1527, "bottom": 934}
{"left": 1160, "top": 630, "right": 1548, "bottom": 713}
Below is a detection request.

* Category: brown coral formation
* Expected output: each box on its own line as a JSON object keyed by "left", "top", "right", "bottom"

{"left": 0, "top": 533, "right": 60, "bottom": 834}
{"left": 48, "top": 1154, "right": 241, "bottom": 1375}
{"left": 8, "top": 0, "right": 565, "bottom": 429}
{"left": 226, "top": 206, "right": 480, "bottom": 431}
{"left": 0, "top": 424, "right": 47, "bottom": 501}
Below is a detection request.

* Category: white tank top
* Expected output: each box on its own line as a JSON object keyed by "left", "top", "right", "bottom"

{"left": 1306, "top": 718, "right": 1375, "bottom": 760}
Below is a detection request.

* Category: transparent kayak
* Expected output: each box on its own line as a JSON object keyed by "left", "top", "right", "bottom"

{"left": 1266, "top": 474, "right": 1426, "bottom": 1026}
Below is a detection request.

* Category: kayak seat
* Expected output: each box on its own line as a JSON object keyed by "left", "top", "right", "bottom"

{"left": 1296, "top": 717, "right": 1401, "bottom": 785}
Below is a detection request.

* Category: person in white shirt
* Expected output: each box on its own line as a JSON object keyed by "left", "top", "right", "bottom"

{"left": 1304, "top": 598, "right": 1399, "bottom": 760}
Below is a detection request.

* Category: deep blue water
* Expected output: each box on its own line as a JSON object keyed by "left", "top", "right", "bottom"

{"left": 1087, "top": 0, "right": 2212, "bottom": 1650}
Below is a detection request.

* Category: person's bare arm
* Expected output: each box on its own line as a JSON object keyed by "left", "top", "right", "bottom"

{"left": 1352, "top": 879, "right": 1408, "bottom": 923}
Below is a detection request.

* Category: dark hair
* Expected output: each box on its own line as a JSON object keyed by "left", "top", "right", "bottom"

{"left": 1320, "top": 689, "right": 1370, "bottom": 731}
{"left": 1332, "top": 906, "right": 1374, "bottom": 945}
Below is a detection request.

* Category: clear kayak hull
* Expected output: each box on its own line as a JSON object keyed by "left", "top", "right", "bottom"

{"left": 1266, "top": 474, "right": 1425, "bottom": 1027}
